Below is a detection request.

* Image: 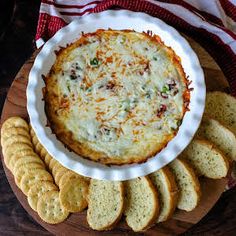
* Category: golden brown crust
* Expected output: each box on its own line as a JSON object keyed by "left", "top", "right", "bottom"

{"left": 44, "top": 29, "right": 189, "bottom": 165}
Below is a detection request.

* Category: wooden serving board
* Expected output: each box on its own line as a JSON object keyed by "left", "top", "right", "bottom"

{"left": 0, "top": 36, "right": 230, "bottom": 235}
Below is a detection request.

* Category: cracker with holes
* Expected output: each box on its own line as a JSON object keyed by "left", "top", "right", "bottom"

{"left": 59, "top": 171, "right": 78, "bottom": 189}
{"left": 2, "top": 135, "right": 32, "bottom": 149}
{"left": 13, "top": 155, "right": 45, "bottom": 174}
{"left": 4, "top": 149, "right": 35, "bottom": 171}
{"left": 1, "top": 127, "right": 30, "bottom": 141}
{"left": 37, "top": 190, "right": 69, "bottom": 224}
{"left": 54, "top": 167, "right": 69, "bottom": 187}
{"left": 20, "top": 169, "right": 53, "bottom": 195}
{"left": 9, "top": 151, "right": 38, "bottom": 171}
{"left": 14, "top": 163, "right": 45, "bottom": 188}
{"left": 1, "top": 117, "right": 29, "bottom": 134}
{"left": 59, "top": 176, "right": 88, "bottom": 212}
{"left": 3, "top": 142, "right": 32, "bottom": 158}
{"left": 28, "top": 181, "right": 58, "bottom": 211}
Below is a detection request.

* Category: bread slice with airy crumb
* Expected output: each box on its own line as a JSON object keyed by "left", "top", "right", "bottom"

{"left": 196, "top": 116, "right": 236, "bottom": 161}
{"left": 149, "top": 166, "right": 178, "bottom": 223}
{"left": 124, "top": 176, "right": 159, "bottom": 232}
{"left": 205, "top": 91, "right": 236, "bottom": 135}
{"left": 181, "top": 139, "right": 229, "bottom": 179}
{"left": 87, "top": 179, "right": 124, "bottom": 231}
{"left": 169, "top": 158, "right": 201, "bottom": 212}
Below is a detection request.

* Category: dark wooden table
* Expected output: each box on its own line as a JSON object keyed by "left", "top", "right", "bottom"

{"left": 0, "top": 1, "right": 236, "bottom": 235}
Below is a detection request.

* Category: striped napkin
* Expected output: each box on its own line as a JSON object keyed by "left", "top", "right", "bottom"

{"left": 35, "top": 0, "right": 236, "bottom": 189}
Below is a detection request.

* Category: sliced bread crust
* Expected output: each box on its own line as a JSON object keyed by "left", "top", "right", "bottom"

{"left": 196, "top": 116, "right": 236, "bottom": 161}
{"left": 169, "top": 158, "right": 201, "bottom": 212}
{"left": 87, "top": 179, "right": 124, "bottom": 231}
{"left": 124, "top": 176, "right": 159, "bottom": 232}
{"left": 182, "top": 139, "right": 229, "bottom": 179}
{"left": 149, "top": 166, "right": 179, "bottom": 222}
{"left": 205, "top": 91, "right": 236, "bottom": 135}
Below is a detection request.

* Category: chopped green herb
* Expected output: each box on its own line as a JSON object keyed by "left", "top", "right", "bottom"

{"left": 67, "top": 85, "right": 71, "bottom": 92}
{"left": 90, "top": 57, "right": 99, "bottom": 66}
{"left": 121, "top": 36, "right": 126, "bottom": 44}
{"left": 153, "top": 56, "right": 157, "bottom": 61}
{"left": 162, "top": 85, "right": 169, "bottom": 93}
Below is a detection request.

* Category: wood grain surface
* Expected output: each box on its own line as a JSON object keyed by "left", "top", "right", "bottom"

{"left": 0, "top": 36, "right": 236, "bottom": 235}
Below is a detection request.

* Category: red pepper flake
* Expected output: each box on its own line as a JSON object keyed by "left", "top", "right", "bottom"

{"left": 157, "top": 104, "right": 167, "bottom": 117}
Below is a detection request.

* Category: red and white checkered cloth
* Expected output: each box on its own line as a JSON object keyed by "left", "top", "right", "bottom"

{"left": 35, "top": 0, "right": 236, "bottom": 189}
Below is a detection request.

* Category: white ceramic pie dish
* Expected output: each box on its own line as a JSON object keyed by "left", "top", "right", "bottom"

{"left": 27, "top": 10, "right": 205, "bottom": 181}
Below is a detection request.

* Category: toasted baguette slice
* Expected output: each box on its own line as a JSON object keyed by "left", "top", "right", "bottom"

{"left": 205, "top": 91, "right": 236, "bottom": 135}
{"left": 181, "top": 139, "right": 229, "bottom": 179}
{"left": 149, "top": 166, "right": 179, "bottom": 223}
{"left": 169, "top": 158, "right": 201, "bottom": 211}
{"left": 87, "top": 179, "right": 124, "bottom": 231}
{"left": 196, "top": 116, "right": 236, "bottom": 161}
{"left": 124, "top": 176, "right": 159, "bottom": 232}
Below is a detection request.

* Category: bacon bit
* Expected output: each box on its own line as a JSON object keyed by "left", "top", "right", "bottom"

{"left": 173, "top": 89, "right": 179, "bottom": 96}
{"left": 128, "top": 61, "right": 133, "bottom": 66}
{"left": 95, "top": 98, "right": 106, "bottom": 102}
{"left": 161, "top": 92, "right": 168, "bottom": 99}
{"left": 157, "top": 104, "right": 167, "bottom": 117}
{"left": 106, "top": 56, "right": 113, "bottom": 63}
{"left": 144, "top": 62, "right": 150, "bottom": 72}
{"left": 70, "top": 69, "right": 77, "bottom": 80}
{"left": 139, "top": 71, "right": 144, "bottom": 76}
{"left": 106, "top": 81, "right": 115, "bottom": 90}
{"left": 142, "top": 121, "right": 147, "bottom": 126}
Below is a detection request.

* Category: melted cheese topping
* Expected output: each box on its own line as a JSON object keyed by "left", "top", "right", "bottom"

{"left": 45, "top": 30, "right": 189, "bottom": 164}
